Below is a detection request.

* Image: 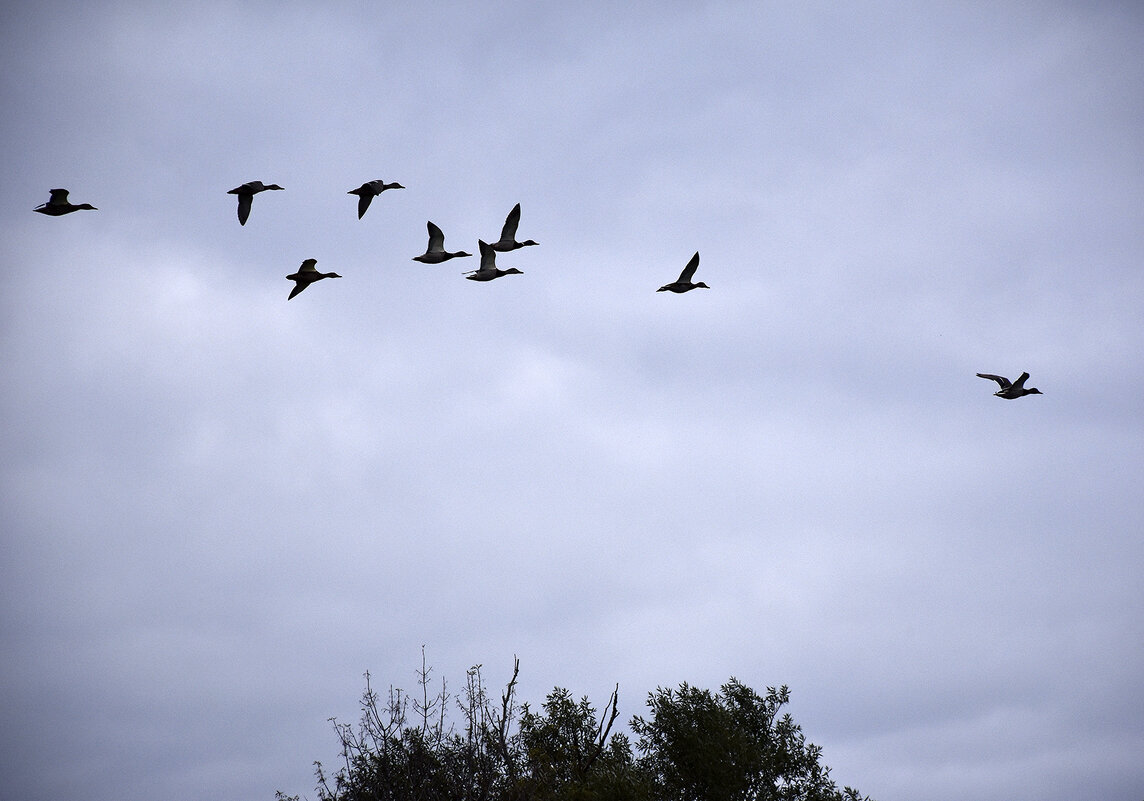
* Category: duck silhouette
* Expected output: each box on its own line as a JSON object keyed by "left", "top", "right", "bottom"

{"left": 227, "top": 181, "right": 284, "bottom": 225}
{"left": 465, "top": 240, "right": 524, "bottom": 281}
{"left": 286, "top": 258, "right": 341, "bottom": 299}
{"left": 412, "top": 221, "right": 472, "bottom": 264}
{"left": 489, "top": 203, "right": 538, "bottom": 252}
{"left": 976, "top": 372, "right": 1043, "bottom": 399}
{"left": 348, "top": 180, "right": 404, "bottom": 219}
{"left": 33, "top": 188, "right": 97, "bottom": 216}
{"left": 657, "top": 252, "right": 708, "bottom": 293}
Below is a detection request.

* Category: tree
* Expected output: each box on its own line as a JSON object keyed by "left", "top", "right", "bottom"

{"left": 513, "top": 685, "right": 648, "bottom": 801}
{"left": 631, "top": 680, "right": 867, "bottom": 801}
{"left": 277, "top": 657, "right": 871, "bottom": 801}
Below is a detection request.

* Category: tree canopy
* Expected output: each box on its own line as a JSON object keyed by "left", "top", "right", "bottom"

{"left": 278, "top": 655, "right": 870, "bottom": 801}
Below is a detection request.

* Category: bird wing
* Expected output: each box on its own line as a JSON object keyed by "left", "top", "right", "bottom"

{"left": 357, "top": 193, "right": 373, "bottom": 219}
{"left": 48, "top": 188, "right": 70, "bottom": 204}
{"left": 677, "top": 252, "right": 700, "bottom": 283}
{"left": 236, "top": 193, "right": 253, "bottom": 225}
{"left": 976, "top": 373, "right": 1011, "bottom": 388}
{"left": 298, "top": 259, "right": 319, "bottom": 273}
{"left": 426, "top": 221, "right": 445, "bottom": 252}
{"left": 499, "top": 203, "right": 521, "bottom": 241}
{"left": 1012, "top": 372, "right": 1030, "bottom": 388}
{"left": 478, "top": 240, "right": 496, "bottom": 270}
{"left": 288, "top": 282, "right": 307, "bottom": 300}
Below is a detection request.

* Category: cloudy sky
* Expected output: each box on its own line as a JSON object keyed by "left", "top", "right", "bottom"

{"left": 2, "top": 2, "right": 1142, "bottom": 800}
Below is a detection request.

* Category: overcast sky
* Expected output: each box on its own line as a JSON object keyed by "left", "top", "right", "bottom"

{"left": 2, "top": 2, "right": 1142, "bottom": 800}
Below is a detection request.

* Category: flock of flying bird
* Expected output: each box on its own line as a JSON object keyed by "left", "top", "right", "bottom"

{"left": 32, "top": 184, "right": 1043, "bottom": 400}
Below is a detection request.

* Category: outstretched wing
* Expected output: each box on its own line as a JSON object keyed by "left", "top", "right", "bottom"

{"left": 478, "top": 240, "right": 497, "bottom": 271}
{"left": 677, "top": 252, "right": 700, "bottom": 283}
{"left": 357, "top": 193, "right": 374, "bottom": 219}
{"left": 426, "top": 221, "right": 445, "bottom": 251}
{"left": 976, "top": 373, "right": 1011, "bottom": 389}
{"left": 499, "top": 203, "right": 521, "bottom": 241}
{"left": 1012, "top": 372, "right": 1030, "bottom": 388}
{"left": 288, "top": 282, "right": 307, "bottom": 300}
{"left": 236, "top": 193, "right": 253, "bottom": 225}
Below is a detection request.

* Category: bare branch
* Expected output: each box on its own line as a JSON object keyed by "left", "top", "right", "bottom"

{"left": 496, "top": 656, "right": 521, "bottom": 783}
{"left": 581, "top": 683, "right": 620, "bottom": 774}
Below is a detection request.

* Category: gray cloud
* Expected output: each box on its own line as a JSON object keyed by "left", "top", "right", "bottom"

{"left": 3, "top": 3, "right": 1143, "bottom": 801}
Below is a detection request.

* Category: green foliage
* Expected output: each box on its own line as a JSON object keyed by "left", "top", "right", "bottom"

{"left": 631, "top": 680, "right": 866, "bottom": 801}
{"left": 514, "top": 688, "right": 648, "bottom": 801}
{"left": 278, "top": 655, "right": 870, "bottom": 801}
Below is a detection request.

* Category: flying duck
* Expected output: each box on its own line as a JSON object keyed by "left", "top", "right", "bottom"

{"left": 489, "top": 203, "right": 538, "bottom": 252}
{"left": 348, "top": 179, "right": 404, "bottom": 219}
{"left": 976, "top": 372, "right": 1043, "bottom": 399}
{"left": 286, "top": 258, "right": 341, "bottom": 300}
{"left": 465, "top": 240, "right": 524, "bottom": 281}
{"left": 657, "top": 252, "right": 708, "bottom": 293}
{"left": 33, "top": 188, "right": 97, "bottom": 215}
{"left": 227, "top": 181, "right": 284, "bottom": 225}
{"left": 412, "top": 221, "right": 472, "bottom": 263}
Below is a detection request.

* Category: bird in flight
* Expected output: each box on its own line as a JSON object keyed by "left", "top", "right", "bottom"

{"left": 348, "top": 179, "right": 404, "bottom": 219}
{"left": 286, "top": 258, "right": 341, "bottom": 300}
{"left": 227, "top": 181, "right": 284, "bottom": 225}
{"left": 33, "top": 188, "right": 97, "bottom": 216}
{"left": 657, "top": 252, "right": 708, "bottom": 293}
{"left": 976, "top": 372, "right": 1043, "bottom": 399}
{"left": 465, "top": 240, "right": 524, "bottom": 281}
{"left": 412, "top": 221, "right": 472, "bottom": 264}
{"left": 489, "top": 203, "right": 538, "bottom": 252}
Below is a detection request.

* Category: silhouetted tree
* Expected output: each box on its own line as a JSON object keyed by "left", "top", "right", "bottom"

{"left": 631, "top": 680, "right": 866, "bottom": 801}
{"left": 276, "top": 655, "right": 870, "bottom": 801}
{"left": 513, "top": 685, "right": 649, "bottom": 801}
